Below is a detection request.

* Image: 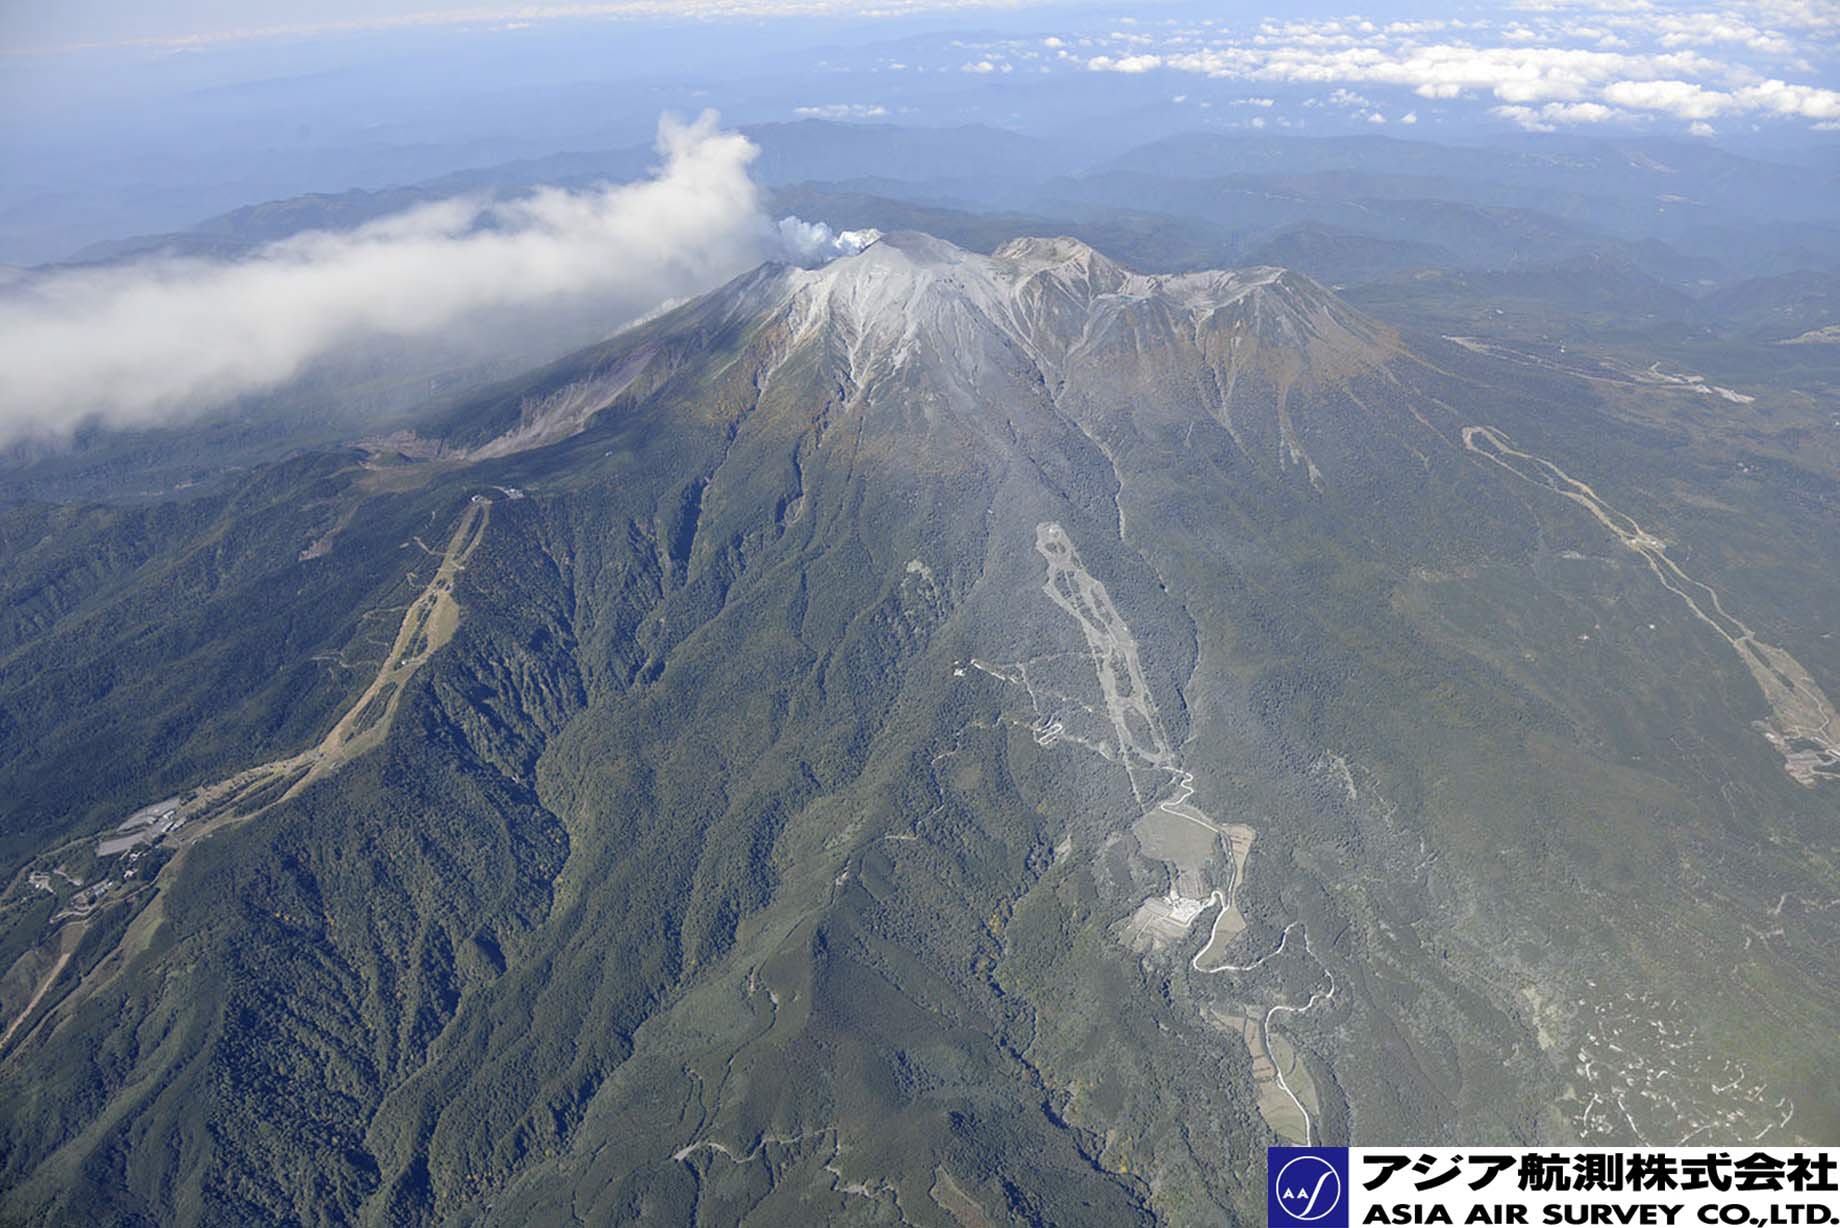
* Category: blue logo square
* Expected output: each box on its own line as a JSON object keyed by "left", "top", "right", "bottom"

{"left": 1269, "top": 1146, "right": 1350, "bottom": 1228}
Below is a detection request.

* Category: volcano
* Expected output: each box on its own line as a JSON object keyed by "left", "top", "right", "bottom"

{"left": 2, "top": 234, "right": 1835, "bottom": 1226}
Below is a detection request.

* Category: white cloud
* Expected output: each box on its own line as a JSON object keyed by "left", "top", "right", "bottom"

{"left": 1582, "top": 74, "right": 1840, "bottom": 123}
{"left": 1061, "top": 14, "right": 1838, "bottom": 133}
{"left": 1602, "top": 78, "right": 1734, "bottom": 117}
{"left": 1493, "top": 105, "right": 1552, "bottom": 131}
{"left": 1688, "top": 120, "right": 1718, "bottom": 136}
{"left": 1750, "top": 0, "right": 1840, "bottom": 32}
{"left": 1637, "top": 11, "right": 1796, "bottom": 55}
{"left": 1400, "top": 110, "right": 1420, "bottom": 123}
{"left": 1153, "top": 40, "right": 1726, "bottom": 105}
{"left": 1086, "top": 53, "right": 1163, "bottom": 73}
{"left": 0, "top": 112, "right": 827, "bottom": 443}
{"left": 793, "top": 103, "right": 889, "bottom": 119}
{"left": 1735, "top": 77, "right": 1840, "bottom": 119}
{"left": 1546, "top": 100, "right": 1619, "bottom": 121}
{"left": 1492, "top": 99, "right": 1623, "bottom": 128}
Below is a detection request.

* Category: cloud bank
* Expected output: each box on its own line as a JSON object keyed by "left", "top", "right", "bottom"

{"left": 1069, "top": 5, "right": 1840, "bottom": 133}
{"left": 0, "top": 112, "right": 829, "bottom": 443}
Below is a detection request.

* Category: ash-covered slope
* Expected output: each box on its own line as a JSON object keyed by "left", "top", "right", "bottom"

{"left": 447, "top": 230, "right": 1431, "bottom": 493}
{"left": 776, "top": 233, "right": 1402, "bottom": 485}
{"left": 2, "top": 234, "right": 1837, "bottom": 1227}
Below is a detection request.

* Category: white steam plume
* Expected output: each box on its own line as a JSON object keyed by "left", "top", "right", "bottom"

{"left": 0, "top": 111, "right": 851, "bottom": 444}
{"left": 775, "top": 217, "right": 883, "bottom": 263}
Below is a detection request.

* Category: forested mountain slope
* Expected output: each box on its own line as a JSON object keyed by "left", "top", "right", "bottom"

{"left": 2, "top": 234, "right": 1835, "bottom": 1226}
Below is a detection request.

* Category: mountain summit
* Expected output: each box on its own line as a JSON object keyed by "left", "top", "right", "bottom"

{"left": 780, "top": 231, "right": 1395, "bottom": 389}
{"left": 452, "top": 233, "right": 1409, "bottom": 491}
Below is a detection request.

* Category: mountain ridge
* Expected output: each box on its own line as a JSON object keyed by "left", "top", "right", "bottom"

{"left": 424, "top": 232, "right": 1405, "bottom": 485}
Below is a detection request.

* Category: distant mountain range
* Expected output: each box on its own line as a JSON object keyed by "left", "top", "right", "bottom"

{"left": 50, "top": 124, "right": 1840, "bottom": 282}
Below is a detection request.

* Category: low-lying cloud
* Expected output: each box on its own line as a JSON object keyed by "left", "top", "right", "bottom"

{"left": 1070, "top": 7, "right": 1840, "bottom": 133}
{"left": 0, "top": 111, "right": 836, "bottom": 444}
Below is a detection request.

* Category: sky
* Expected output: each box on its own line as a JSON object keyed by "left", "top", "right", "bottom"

{"left": 2, "top": 2, "right": 1834, "bottom": 266}
{"left": 0, "top": 0, "right": 1835, "bottom": 440}
{"left": 7, "top": 1, "right": 1832, "bottom": 141}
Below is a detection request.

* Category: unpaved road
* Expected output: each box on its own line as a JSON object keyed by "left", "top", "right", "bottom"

{"left": 1465, "top": 426, "right": 1840, "bottom": 786}
{"left": 0, "top": 498, "right": 492, "bottom": 1056}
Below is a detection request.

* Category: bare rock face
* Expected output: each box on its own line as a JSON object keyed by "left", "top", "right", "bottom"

{"left": 776, "top": 231, "right": 1396, "bottom": 399}
{"left": 442, "top": 232, "right": 1420, "bottom": 492}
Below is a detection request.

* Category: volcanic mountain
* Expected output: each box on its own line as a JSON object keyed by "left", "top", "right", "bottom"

{"left": 2, "top": 234, "right": 1835, "bottom": 1225}
{"left": 450, "top": 231, "right": 1407, "bottom": 484}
